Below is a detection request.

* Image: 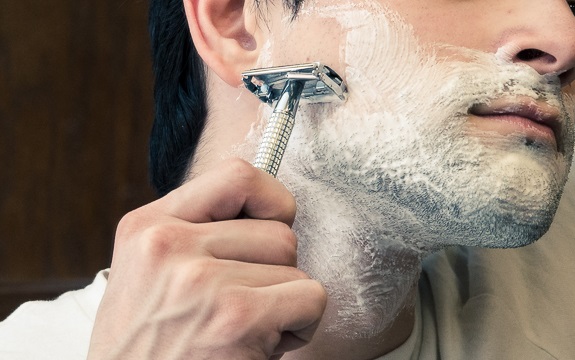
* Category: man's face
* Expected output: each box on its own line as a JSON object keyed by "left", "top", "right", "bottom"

{"left": 251, "top": 0, "right": 575, "bottom": 250}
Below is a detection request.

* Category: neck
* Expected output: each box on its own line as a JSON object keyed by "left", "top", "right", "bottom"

{"left": 279, "top": 169, "right": 423, "bottom": 360}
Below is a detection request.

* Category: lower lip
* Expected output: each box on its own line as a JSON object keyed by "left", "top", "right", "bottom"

{"left": 468, "top": 114, "right": 557, "bottom": 150}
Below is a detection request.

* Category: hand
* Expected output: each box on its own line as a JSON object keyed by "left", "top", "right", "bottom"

{"left": 88, "top": 158, "right": 327, "bottom": 359}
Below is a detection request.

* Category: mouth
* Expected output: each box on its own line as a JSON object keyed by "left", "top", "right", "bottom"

{"left": 468, "top": 96, "right": 563, "bottom": 153}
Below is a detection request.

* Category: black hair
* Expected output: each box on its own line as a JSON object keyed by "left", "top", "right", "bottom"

{"left": 148, "top": 0, "right": 304, "bottom": 196}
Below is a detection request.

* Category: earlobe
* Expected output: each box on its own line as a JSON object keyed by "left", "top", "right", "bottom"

{"left": 184, "top": 0, "right": 261, "bottom": 86}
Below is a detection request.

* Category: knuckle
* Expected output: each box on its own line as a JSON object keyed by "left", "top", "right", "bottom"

{"left": 222, "top": 158, "right": 261, "bottom": 205}
{"left": 222, "top": 158, "right": 296, "bottom": 225}
{"left": 273, "top": 223, "right": 298, "bottom": 264}
{"left": 278, "top": 191, "right": 297, "bottom": 225}
{"left": 308, "top": 280, "right": 328, "bottom": 307}
{"left": 178, "top": 257, "right": 220, "bottom": 289}
{"left": 115, "top": 208, "right": 147, "bottom": 242}
{"left": 278, "top": 266, "right": 311, "bottom": 282}
{"left": 291, "top": 268, "right": 312, "bottom": 281}
{"left": 225, "top": 158, "right": 259, "bottom": 184}
{"left": 140, "top": 225, "right": 177, "bottom": 259}
{"left": 138, "top": 223, "right": 192, "bottom": 261}
{"left": 161, "top": 259, "right": 222, "bottom": 299}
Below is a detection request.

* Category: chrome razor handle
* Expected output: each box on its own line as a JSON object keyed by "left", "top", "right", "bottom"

{"left": 253, "top": 80, "right": 304, "bottom": 177}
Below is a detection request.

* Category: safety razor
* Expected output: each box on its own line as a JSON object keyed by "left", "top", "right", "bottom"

{"left": 242, "top": 62, "right": 347, "bottom": 177}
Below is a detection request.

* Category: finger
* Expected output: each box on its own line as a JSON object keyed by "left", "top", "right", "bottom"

{"left": 153, "top": 259, "right": 310, "bottom": 294}
{"left": 196, "top": 219, "right": 297, "bottom": 266}
{"left": 160, "top": 158, "right": 296, "bottom": 225}
{"left": 258, "top": 279, "right": 327, "bottom": 353}
{"left": 135, "top": 217, "right": 297, "bottom": 265}
{"left": 221, "top": 261, "right": 310, "bottom": 288}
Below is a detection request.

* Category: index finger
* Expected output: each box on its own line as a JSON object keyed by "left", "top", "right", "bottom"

{"left": 159, "top": 158, "right": 296, "bottom": 225}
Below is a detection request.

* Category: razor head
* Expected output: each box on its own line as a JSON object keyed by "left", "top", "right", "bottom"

{"left": 242, "top": 62, "right": 347, "bottom": 105}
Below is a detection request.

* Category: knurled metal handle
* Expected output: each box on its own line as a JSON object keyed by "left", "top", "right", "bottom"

{"left": 253, "top": 80, "right": 303, "bottom": 177}
{"left": 253, "top": 110, "right": 295, "bottom": 177}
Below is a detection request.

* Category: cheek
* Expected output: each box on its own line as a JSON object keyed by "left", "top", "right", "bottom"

{"left": 382, "top": 0, "right": 491, "bottom": 51}
{"left": 266, "top": 17, "right": 344, "bottom": 72}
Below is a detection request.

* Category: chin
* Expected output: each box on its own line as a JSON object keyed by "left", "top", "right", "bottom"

{"left": 389, "top": 185, "right": 563, "bottom": 250}
{"left": 398, "top": 145, "right": 570, "bottom": 250}
{"left": 445, "top": 205, "right": 558, "bottom": 249}
{"left": 465, "top": 178, "right": 567, "bottom": 249}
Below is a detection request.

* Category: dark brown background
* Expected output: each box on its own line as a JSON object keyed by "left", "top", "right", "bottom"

{"left": 0, "top": 0, "right": 157, "bottom": 319}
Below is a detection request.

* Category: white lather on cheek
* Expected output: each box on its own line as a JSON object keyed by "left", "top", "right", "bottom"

{"left": 256, "top": 39, "right": 274, "bottom": 68}
{"left": 249, "top": 0, "right": 575, "bottom": 339}
{"left": 277, "top": 1, "right": 437, "bottom": 336}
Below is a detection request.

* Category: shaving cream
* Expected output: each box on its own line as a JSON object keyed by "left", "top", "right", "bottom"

{"left": 243, "top": 0, "right": 575, "bottom": 338}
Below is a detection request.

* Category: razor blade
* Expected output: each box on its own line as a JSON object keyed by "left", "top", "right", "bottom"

{"left": 243, "top": 62, "right": 347, "bottom": 104}
{"left": 242, "top": 62, "right": 347, "bottom": 177}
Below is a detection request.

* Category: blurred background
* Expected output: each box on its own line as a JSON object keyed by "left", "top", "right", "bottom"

{"left": 0, "top": 0, "right": 157, "bottom": 319}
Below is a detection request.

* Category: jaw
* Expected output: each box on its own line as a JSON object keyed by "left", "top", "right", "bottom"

{"left": 279, "top": 168, "right": 423, "bottom": 339}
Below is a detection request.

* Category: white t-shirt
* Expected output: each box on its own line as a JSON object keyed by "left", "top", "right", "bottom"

{"left": 382, "top": 169, "right": 575, "bottom": 360}
{"left": 0, "top": 270, "right": 106, "bottom": 359}
{"left": 1, "top": 174, "right": 574, "bottom": 359}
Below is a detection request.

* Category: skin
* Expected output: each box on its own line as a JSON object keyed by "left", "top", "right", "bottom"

{"left": 88, "top": 0, "right": 575, "bottom": 359}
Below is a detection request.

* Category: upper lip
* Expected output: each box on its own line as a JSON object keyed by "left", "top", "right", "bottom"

{"left": 469, "top": 96, "right": 563, "bottom": 151}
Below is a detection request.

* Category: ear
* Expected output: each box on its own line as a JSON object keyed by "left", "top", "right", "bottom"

{"left": 184, "top": 0, "right": 262, "bottom": 86}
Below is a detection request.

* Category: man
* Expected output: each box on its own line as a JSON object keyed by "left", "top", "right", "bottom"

{"left": 1, "top": 0, "right": 575, "bottom": 359}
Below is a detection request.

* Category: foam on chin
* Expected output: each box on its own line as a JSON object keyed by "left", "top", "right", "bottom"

{"left": 244, "top": 0, "right": 575, "bottom": 337}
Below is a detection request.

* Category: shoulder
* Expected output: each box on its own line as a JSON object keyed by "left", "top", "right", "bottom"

{"left": 0, "top": 270, "right": 108, "bottom": 360}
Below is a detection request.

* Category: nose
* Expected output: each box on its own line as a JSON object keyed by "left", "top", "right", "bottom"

{"left": 501, "top": 1, "right": 575, "bottom": 86}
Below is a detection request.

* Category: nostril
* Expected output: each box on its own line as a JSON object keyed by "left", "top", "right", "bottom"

{"left": 516, "top": 48, "right": 545, "bottom": 61}
{"left": 516, "top": 48, "right": 556, "bottom": 63}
